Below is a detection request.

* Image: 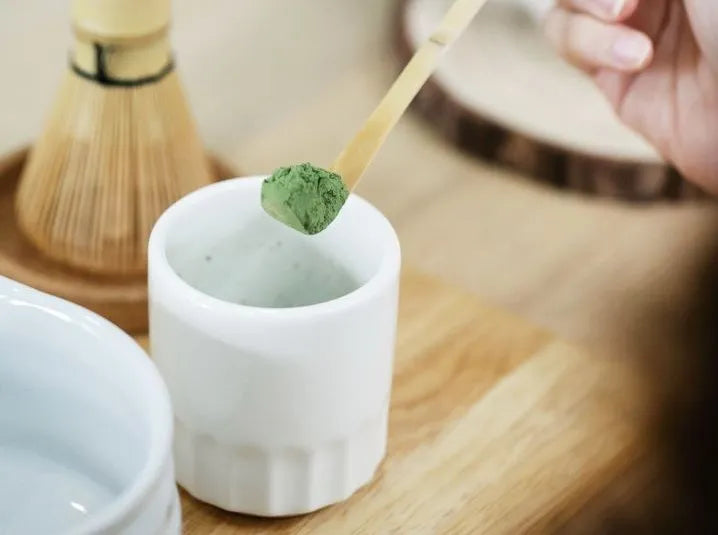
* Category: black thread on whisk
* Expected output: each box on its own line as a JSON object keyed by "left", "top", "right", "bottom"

{"left": 70, "top": 43, "right": 174, "bottom": 87}
{"left": 94, "top": 42, "right": 110, "bottom": 84}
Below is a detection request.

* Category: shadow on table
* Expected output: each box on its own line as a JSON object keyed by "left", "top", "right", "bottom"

{"left": 555, "top": 238, "right": 718, "bottom": 534}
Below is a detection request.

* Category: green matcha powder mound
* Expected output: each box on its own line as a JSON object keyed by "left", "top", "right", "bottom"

{"left": 261, "top": 163, "right": 349, "bottom": 235}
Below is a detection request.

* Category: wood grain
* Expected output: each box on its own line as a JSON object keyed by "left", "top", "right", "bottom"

{"left": 2, "top": 1, "right": 717, "bottom": 530}
{"left": 137, "top": 271, "right": 648, "bottom": 534}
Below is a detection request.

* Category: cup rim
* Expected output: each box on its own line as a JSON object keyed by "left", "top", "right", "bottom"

{"left": 148, "top": 176, "right": 401, "bottom": 319}
{"left": 0, "top": 276, "right": 174, "bottom": 534}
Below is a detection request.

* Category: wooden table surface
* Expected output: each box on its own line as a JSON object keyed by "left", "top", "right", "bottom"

{"left": 2, "top": 1, "right": 717, "bottom": 532}
{"left": 136, "top": 270, "right": 649, "bottom": 534}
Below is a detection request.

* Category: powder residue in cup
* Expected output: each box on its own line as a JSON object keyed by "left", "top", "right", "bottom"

{"left": 261, "top": 163, "right": 349, "bottom": 235}
{"left": 176, "top": 230, "right": 360, "bottom": 308}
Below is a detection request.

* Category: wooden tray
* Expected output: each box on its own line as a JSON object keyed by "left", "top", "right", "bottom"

{"left": 0, "top": 147, "right": 237, "bottom": 333}
{"left": 395, "top": 0, "right": 705, "bottom": 201}
{"left": 136, "top": 271, "right": 648, "bottom": 533}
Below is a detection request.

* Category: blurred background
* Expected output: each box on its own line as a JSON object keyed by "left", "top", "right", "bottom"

{"left": 2, "top": 0, "right": 716, "bottom": 360}
{"left": 2, "top": 0, "right": 718, "bottom": 532}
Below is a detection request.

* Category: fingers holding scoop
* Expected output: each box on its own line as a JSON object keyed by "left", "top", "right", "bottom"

{"left": 544, "top": 0, "right": 653, "bottom": 73}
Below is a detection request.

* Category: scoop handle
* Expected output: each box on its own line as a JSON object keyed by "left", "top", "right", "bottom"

{"left": 331, "top": 0, "right": 491, "bottom": 190}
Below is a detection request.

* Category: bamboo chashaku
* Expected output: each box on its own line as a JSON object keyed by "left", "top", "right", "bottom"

{"left": 16, "top": 0, "right": 212, "bottom": 274}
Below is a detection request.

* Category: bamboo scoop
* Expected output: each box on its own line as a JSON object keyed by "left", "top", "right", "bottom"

{"left": 261, "top": 0, "right": 491, "bottom": 235}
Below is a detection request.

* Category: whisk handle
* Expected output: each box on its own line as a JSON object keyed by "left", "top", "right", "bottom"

{"left": 72, "top": 0, "right": 171, "bottom": 41}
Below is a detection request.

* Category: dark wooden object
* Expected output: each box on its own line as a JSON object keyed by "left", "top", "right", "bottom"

{"left": 395, "top": 0, "right": 706, "bottom": 202}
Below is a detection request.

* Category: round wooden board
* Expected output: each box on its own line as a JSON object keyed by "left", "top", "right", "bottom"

{"left": 396, "top": 0, "right": 705, "bottom": 201}
{"left": 0, "top": 147, "right": 237, "bottom": 334}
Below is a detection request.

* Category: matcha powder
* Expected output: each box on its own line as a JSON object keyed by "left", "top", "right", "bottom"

{"left": 261, "top": 163, "right": 349, "bottom": 235}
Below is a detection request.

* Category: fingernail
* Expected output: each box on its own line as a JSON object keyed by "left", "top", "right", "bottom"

{"left": 589, "top": 0, "right": 625, "bottom": 18}
{"left": 609, "top": 0, "right": 625, "bottom": 18}
{"left": 611, "top": 34, "right": 651, "bottom": 68}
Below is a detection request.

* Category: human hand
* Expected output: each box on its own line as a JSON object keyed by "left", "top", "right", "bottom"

{"left": 545, "top": 0, "right": 718, "bottom": 192}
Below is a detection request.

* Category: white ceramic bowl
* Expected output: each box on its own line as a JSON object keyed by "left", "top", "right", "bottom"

{"left": 0, "top": 277, "right": 179, "bottom": 534}
{"left": 149, "top": 176, "right": 401, "bottom": 517}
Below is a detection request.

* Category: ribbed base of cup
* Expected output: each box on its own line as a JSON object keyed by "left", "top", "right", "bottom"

{"left": 174, "top": 408, "right": 388, "bottom": 517}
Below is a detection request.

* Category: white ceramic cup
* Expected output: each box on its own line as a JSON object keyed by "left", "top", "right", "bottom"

{"left": 0, "top": 276, "right": 178, "bottom": 535}
{"left": 148, "top": 176, "right": 401, "bottom": 517}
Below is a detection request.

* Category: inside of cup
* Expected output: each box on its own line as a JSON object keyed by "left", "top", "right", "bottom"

{"left": 0, "top": 300, "right": 151, "bottom": 533}
{"left": 165, "top": 178, "right": 393, "bottom": 308}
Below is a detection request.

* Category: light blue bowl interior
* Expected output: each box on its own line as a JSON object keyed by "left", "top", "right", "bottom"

{"left": 0, "top": 288, "right": 149, "bottom": 533}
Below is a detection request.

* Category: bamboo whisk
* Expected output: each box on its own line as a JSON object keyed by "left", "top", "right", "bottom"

{"left": 16, "top": 0, "right": 212, "bottom": 274}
